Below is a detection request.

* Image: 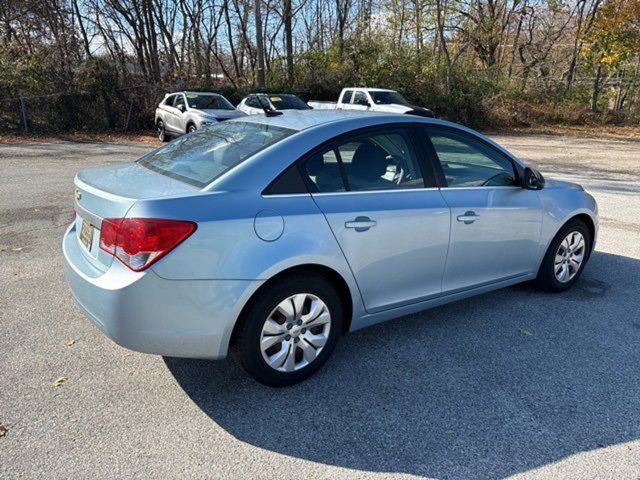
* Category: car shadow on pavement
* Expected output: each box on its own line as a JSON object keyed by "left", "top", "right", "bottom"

{"left": 164, "top": 251, "right": 640, "bottom": 479}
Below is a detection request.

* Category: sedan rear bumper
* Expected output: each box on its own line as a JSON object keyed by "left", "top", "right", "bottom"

{"left": 63, "top": 223, "right": 261, "bottom": 359}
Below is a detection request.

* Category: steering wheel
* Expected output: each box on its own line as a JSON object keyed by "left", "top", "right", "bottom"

{"left": 481, "top": 172, "right": 513, "bottom": 187}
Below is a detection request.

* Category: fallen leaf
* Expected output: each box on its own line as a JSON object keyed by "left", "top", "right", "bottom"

{"left": 66, "top": 339, "right": 76, "bottom": 347}
{"left": 11, "top": 247, "right": 23, "bottom": 252}
{"left": 517, "top": 327, "right": 533, "bottom": 336}
{"left": 0, "top": 423, "right": 7, "bottom": 437}
{"left": 53, "top": 376, "right": 66, "bottom": 387}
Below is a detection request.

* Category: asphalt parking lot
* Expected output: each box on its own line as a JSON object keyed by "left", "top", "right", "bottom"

{"left": 1, "top": 133, "right": 639, "bottom": 479}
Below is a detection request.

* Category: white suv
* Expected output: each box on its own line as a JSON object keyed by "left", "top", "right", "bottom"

{"left": 154, "top": 91, "right": 246, "bottom": 141}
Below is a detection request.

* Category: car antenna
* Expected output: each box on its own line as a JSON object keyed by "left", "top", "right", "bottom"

{"left": 254, "top": 94, "right": 282, "bottom": 117}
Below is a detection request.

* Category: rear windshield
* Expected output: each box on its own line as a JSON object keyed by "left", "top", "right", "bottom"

{"left": 370, "top": 91, "right": 410, "bottom": 106}
{"left": 138, "top": 122, "right": 295, "bottom": 188}
{"left": 265, "top": 94, "right": 310, "bottom": 110}
{"left": 186, "top": 93, "right": 234, "bottom": 110}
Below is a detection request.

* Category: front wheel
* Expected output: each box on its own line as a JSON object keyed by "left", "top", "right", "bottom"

{"left": 234, "top": 273, "right": 343, "bottom": 387}
{"left": 187, "top": 124, "right": 197, "bottom": 134}
{"left": 536, "top": 219, "right": 591, "bottom": 292}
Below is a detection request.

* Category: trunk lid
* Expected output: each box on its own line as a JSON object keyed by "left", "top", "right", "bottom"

{"left": 73, "top": 162, "right": 197, "bottom": 271}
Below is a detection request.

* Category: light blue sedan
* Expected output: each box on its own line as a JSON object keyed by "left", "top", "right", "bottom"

{"left": 63, "top": 111, "right": 598, "bottom": 386}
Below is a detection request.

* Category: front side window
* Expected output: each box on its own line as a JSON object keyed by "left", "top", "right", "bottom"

{"left": 352, "top": 91, "right": 369, "bottom": 106}
{"left": 301, "top": 128, "right": 425, "bottom": 193}
{"left": 186, "top": 94, "right": 234, "bottom": 110}
{"left": 427, "top": 128, "right": 517, "bottom": 187}
{"left": 174, "top": 94, "right": 186, "bottom": 110}
{"left": 138, "top": 122, "right": 295, "bottom": 188}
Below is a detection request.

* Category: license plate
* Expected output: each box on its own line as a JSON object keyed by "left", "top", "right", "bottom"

{"left": 80, "top": 220, "right": 94, "bottom": 251}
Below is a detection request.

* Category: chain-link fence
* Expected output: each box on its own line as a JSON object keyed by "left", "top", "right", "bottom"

{"left": 0, "top": 84, "right": 178, "bottom": 135}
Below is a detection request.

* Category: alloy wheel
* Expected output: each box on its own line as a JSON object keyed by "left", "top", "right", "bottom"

{"left": 554, "top": 231, "right": 585, "bottom": 283}
{"left": 260, "top": 293, "right": 331, "bottom": 372}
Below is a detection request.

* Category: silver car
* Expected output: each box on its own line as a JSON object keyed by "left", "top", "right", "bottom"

{"left": 154, "top": 91, "right": 246, "bottom": 141}
{"left": 64, "top": 111, "right": 598, "bottom": 386}
{"left": 237, "top": 93, "right": 312, "bottom": 115}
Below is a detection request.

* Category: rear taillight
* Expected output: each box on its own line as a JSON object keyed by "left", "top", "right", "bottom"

{"left": 99, "top": 218, "right": 197, "bottom": 271}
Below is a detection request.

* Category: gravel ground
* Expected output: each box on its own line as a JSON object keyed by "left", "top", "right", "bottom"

{"left": 0, "top": 134, "right": 639, "bottom": 480}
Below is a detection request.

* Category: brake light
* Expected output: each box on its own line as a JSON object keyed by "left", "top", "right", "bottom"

{"left": 99, "top": 218, "right": 197, "bottom": 271}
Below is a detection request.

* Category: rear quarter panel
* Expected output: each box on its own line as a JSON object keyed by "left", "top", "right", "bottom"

{"left": 128, "top": 191, "right": 366, "bottom": 321}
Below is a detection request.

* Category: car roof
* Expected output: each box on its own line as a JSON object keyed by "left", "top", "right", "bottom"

{"left": 249, "top": 93, "right": 298, "bottom": 96}
{"left": 181, "top": 91, "right": 223, "bottom": 96}
{"left": 346, "top": 88, "right": 395, "bottom": 92}
{"left": 232, "top": 109, "right": 436, "bottom": 132}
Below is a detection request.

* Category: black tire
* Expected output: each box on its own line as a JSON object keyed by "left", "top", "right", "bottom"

{"left": 234, "top": 272, "right": 343, "bottom": 387}
{"left": 157, "top": 120, "right": 170, "bottom": 142}
{"left": 187, "top": 123, "right": 197, "bottom": 133}
{"left": 535, "top": 219, "right": 591, "bottom": 292}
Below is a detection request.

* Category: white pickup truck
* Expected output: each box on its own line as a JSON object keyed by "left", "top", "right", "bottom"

{"left": 308, "top": 88, "right": 434, "bottom": 117}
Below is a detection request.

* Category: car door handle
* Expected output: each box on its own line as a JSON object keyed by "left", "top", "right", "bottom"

{"left": 345, "top": 216, "right": 377, "bottom": 232}
{"left": 456, "top": 211, "right": 480, "bottom": 224}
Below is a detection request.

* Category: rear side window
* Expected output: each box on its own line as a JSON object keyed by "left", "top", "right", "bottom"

{"left": 303, "top": 149, "right": 346, "bottom": 193}
{"left": 164, "top": 95, "right": 175, "bottom": 106}
{"left": 338, "top": 131, "right": 423, "bottom": 191}
{"left": 138, "top": 122, "right": 295, "bottom": 188}
{"left": 340, "top": 90, "right": 354, "bottom": 103}
{"left": 301, "top": 128, "right": 425, "bottom": 192}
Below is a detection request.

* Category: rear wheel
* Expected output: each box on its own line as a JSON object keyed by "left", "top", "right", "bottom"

{"left": 187, "top": 123, "right": 197, "bottom": 134}
{"left": 157, "top": 120, "right": 169, "bottom": 142}
{"left": 536, "top": 219, "right": 591, "bottom": 292}
{"left": 235, "top": 273, "right": 343, "bottom": 387}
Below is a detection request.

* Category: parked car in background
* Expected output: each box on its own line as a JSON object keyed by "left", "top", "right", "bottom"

{"left": 64, "top": 110, "right": 597, "bottom": 387}
{"left": 155, "top": 91, "right": 246, "bottom": 141}
{"left": 237, "top": 93, "right": 312, "bottom": 115}
{"left": 309, "top": 88, "right": 434, "bottom": 117}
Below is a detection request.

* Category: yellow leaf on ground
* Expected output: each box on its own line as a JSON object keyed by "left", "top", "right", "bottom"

{"left": 53, "top": 376, "right": 66, "bottom": 387}
{"left": 66, "top": 339, "right": 76, "bottom": 347}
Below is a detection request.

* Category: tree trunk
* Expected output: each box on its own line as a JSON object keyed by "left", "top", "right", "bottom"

{"left": 284, "top": 0, "right": 294, "bottom": 84}
{"left": 254, "top": 0, "right": 265, "bottom": 87}
{"left": 591, "top": 64, "right": 603, "bottom": 112}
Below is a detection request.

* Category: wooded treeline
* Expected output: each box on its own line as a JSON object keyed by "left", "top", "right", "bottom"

{"left": 1, "top": 0, "right": 639, "bottom": 132}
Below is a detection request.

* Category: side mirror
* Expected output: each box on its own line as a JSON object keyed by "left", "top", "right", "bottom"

{"left": 523, "top": 167, "right": 545, "bottom": 190}
{"left": 177, "top": 104, "right": 186, "bottom": 112}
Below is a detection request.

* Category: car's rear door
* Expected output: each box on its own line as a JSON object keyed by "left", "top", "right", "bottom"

{"left": 421, "top": 125, "right": 543, "bottom": 292}
{"left": 301, "top": 125, "right": 450, "bottom": 313}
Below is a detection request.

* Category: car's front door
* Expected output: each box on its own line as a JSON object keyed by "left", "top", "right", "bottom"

{"left": 171, "top": 94, "right": 187, "bottom": 133}
{"left": 301, "top": 126, "right": 450, "bottom": 313}
{"left": 349, "top": 90, "right": 371, "bottom": 111}
{"left": 422, "top": 126, "right": 543, "bottom": 292}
